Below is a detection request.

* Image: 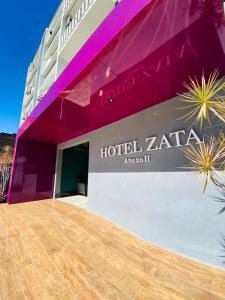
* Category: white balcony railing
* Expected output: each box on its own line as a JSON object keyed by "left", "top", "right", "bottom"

{"left": 41, "top": 61, "right": 56, "bottom": 93}
{"left": 24, "top": 94, "right": 34, "bottom": 111}
{"left": 27, "top": 65, "right": 38, "bottom": 84}
{"left": 24, "top": 103, "right": 33, "bottom": 118}
{"left": 64, "top": 0, "right": 73, "bottom": 11}
{"left": 60, "top": 0, "right": 95, "bottom": 50}
{"left": 46, "top": 25, "right": 60, "bottom": 48}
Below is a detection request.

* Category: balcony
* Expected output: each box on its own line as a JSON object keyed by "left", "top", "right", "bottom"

{"left": 27, "top": 65, "right": 38, "bottom": 85}
{"left": 24, "top": 87, "right": 34, "bottom": 106}
{"left": 45, "top": 31, "right": 59, "bottom": 63}
{"left": 26, "top": 46, "right": 41, "bottom": 83}
{"left": 23, "top": 96, "right": 34, "bottom": 118}
{"left": 44, "top": 2, "right": 63, "bottom": 46}
{"left": 46, "top": 25, "right": 60, "bottom": 50}
{"left": 60, "top": 0, "right": 96, "bottom": 51}
{"left": 59, "top": 0, "right": 115, "bottom": 68}
{"left": 41, "top": 60, "right": 57, "bottom": 95}
{"left": 64, "top": 0, "right": 73, "bottom": 11}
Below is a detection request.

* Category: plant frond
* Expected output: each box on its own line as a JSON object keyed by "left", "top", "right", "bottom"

{"left": 183, "top": 135, "right": 225, "bottom": 193}
{"left": 179, "top": 70, "right": 225, "bottom": 127}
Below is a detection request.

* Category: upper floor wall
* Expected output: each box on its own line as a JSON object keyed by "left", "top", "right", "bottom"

{"left": 20, "top": 0, "right": 120, "bottom": 123}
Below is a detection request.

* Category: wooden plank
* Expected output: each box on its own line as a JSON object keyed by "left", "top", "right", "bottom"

{"left": 0, "top": 199, "right": 224, "bottom": 300}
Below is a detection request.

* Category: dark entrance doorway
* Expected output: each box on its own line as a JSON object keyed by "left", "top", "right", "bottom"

{"left": 60, "top": 142, "right": 89, "bottom": 197}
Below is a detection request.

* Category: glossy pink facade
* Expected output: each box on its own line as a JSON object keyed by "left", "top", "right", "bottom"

{"left": 8, "top": 0, "right": 225, "bottom": 203}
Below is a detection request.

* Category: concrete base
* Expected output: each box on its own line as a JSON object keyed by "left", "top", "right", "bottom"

{"left": 57, "top": 195, "right": 88, "bottom": 209}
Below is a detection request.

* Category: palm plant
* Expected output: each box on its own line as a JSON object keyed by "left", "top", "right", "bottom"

{"left": 179, "top": 69, "right": 225, "bottom": 128}
{"left": 183, "top": 134, "right": 225, "bottom": 193}
{"left": 180, "top": 69, "right": 225, "bottom": 264}
{"left": 213, "top": 185, "right": 225, "bottom": 215}
{"left": 179, "top": 70, "right": 225, "bottom": 192}
{"left": 0, "top": 145, "right": 13, "bottom": 202}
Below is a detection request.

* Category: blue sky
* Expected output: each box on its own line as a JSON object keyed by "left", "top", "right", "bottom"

{"left": 0, "top": 0, "right": 61, "bottom": 133}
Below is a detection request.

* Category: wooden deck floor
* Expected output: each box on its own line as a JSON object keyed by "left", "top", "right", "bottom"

{"left": 0, "top": 199, "right": 225, "bottom": 300}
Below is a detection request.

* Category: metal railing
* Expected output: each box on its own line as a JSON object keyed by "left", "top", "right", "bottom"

{"left": 61, "top": 0, "right": 95, "bottom": 50}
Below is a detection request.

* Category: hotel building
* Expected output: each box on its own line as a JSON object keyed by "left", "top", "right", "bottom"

{"left": 8, "top": 0, "right": 225, "bottom": 269}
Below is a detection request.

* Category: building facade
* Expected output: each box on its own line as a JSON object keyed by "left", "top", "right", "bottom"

{"left": 21, "top": 0, "right": 119, "bottom": 123}
{"left": 9, "top": 0, "right": 225, "bottom": 269}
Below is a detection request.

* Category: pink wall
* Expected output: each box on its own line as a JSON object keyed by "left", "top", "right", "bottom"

{"left": 8, "top": 139, "right": 56, "bottom": 204}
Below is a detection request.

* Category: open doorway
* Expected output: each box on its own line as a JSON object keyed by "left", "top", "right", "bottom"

{"left": 60, "top": 142, "right": 89, "bottom": 198}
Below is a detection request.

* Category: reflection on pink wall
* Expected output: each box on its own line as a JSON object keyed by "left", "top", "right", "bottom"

{"left": 8, "top": 0, "right": 225, "bottom": 204}
{"left": 8, "top": 139, "right": 56, "bottom": 204}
